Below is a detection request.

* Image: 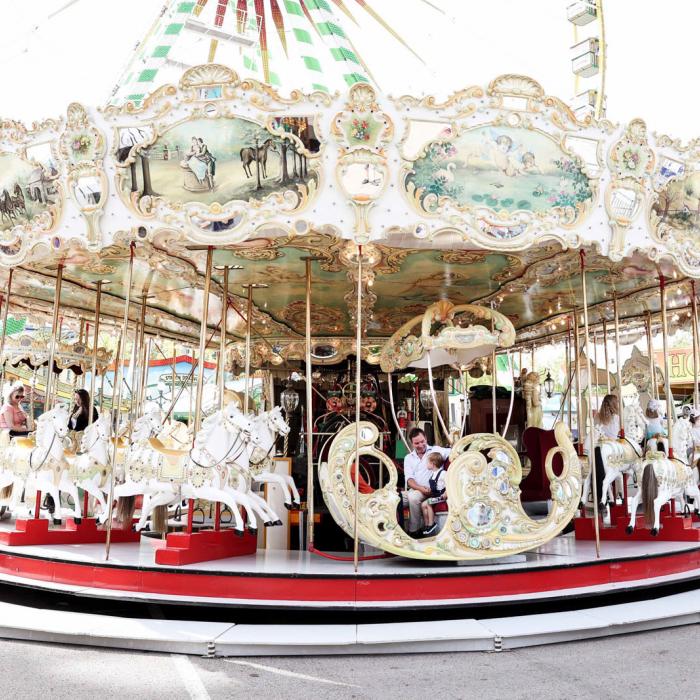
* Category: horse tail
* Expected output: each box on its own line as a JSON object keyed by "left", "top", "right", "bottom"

{"left": 116, "top": 495, "right": 136, "bottom": 526}
{"left": 152, "top": 504, "right": 168, "bottom": 532}
{"left": 642, "top": 463, "right": 658, "bottom": 526}
{"left": 0, "top": 484, "right": 13, "bottom": 500}
{"left": 239, "top": 148, "right": 246, "bottom": 162}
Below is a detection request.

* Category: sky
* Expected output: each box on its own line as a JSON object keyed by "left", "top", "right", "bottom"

{"left": 0, "top": 1, "right": 697, "bottom": 140}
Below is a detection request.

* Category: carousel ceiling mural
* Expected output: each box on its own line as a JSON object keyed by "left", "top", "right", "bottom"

{"left": 2, "top": 64, "right": 700, "bottom": 351}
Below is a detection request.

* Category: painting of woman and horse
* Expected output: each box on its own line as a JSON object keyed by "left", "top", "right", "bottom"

{"left": 140, "top": 116, "right": 319, "bottom": 207}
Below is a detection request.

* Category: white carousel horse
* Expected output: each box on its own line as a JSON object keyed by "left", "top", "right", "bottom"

{"left": 69, "top": 413, "right": 113, "bottom": 522}
{"left": 134, "top": 404, "right": 263, "bottom": 534}
{"left": 627, "top": 455, "right": 700, "bottom": 535}
{"left": 247, "top": 406, "right": 300, "bottom": 510}
{"left": 623, "top": 401, "right": 647, "bottom": 445}
{"left": 672, "top": 416, "right": 694, "bottom": 465}
{"left": 223, "top": 411, "right": 288, "bottom": 528}
{"left": 113, "top": 409, "right": 170, "bottom": 528}
{"left": 581, "top": 410, "right": 643, "bottom": 508}
{"left": 0, "top": 405, "right": 77, "bottom": 522}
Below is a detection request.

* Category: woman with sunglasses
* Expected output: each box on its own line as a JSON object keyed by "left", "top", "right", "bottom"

{"left": 0, "top": 383, "right": 30, "bottom": 437}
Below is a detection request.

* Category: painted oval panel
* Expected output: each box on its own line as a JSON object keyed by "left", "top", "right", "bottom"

{"left": 122, "top": 116, "right": 320, "bottom": 208}
{"left": 405, "top": 125, "right": 593, "bottom": 218}
{"left": 652, "top": 171, "right": 700, "bottom": 238}
{"left": 0, "top": 153, "right": 60, "bottom": 234}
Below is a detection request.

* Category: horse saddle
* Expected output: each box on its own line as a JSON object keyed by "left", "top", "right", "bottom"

{"left": 148, "top": 437, "right": 188, "bottom": 458}
{"left": 149, "top": 437, "right": 188, "bottom": 481}
{"left": 12, "top": 436, "right": 36, "bottom": 450}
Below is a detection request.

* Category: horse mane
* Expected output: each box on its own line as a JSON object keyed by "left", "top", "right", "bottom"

{"left": 34, "top": 407, "right": 62, "bottom": 442}
{"left": 34, "top": 411, "right": 51, "bottom": 442}
{"left": 194, "top": 411, "right": 223, "bottom": 449}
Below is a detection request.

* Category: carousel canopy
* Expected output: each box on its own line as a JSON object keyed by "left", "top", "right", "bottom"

{"left": 0, "top": 57, "right": 698, "bottom": 361}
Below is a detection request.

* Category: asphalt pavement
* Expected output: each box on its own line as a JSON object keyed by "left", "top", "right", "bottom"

{"left": 1, "top": 623, "right": 698, "bottom": 699}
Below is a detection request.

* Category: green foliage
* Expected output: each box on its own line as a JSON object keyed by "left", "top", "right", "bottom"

{"left": 549, "top": 158, "right": 592, "bottom": 209}
{"left": 409, "top": 141, "right": 464, "bottom": 202}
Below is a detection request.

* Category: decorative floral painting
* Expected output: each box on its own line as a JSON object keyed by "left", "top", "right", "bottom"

{"left": 405, "top": 125, "right": 593, "bottom": 217}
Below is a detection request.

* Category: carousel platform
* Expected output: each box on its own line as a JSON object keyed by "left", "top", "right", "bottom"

{"left": 1, "top": 518, "right": 699, "bottom": 617}
{"left": 1, "top": 587, "right": 699, "bottom": 656}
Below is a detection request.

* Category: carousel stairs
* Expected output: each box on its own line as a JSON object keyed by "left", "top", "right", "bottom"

{"left": 154, "top": 528, "right": 257, "bottom": 566}
{"left": 575, "top": 503, "right": 700, "bottom": 542}
{"left": 0, "top": 517, "right": 140, "bottom": 546}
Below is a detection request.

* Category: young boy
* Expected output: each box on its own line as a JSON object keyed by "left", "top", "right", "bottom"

{"left": 421, "top": 452, "right": 447, "bottom": 537}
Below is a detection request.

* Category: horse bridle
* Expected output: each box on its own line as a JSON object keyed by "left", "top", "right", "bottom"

{"left": 28, "top": 426, "right": 60, "bottom": 472}
{"left": 188, "top": 415, "right": 254, "bottom": 470}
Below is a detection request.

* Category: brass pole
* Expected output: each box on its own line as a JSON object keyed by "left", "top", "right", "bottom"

{"left": 613, "top": 293, "right": 624, "bottom": 438}
{"left": 645, "top": 311, "right": 657, "bottom": 401}
{"left": 580, "top": 251, "right": 601, "bottom": 558}
{"left": 133, "top": 294, "right": 148, "bottom": 418}
{"left": 353, "top": 246, "right": 363, "bottom": 572}
{"left": 140, "top": 337, "right": 152, "bottom": 412}
{"left": 244, "top": 284, "right": 253, "bottom": 413}
{"left": 659, "top": 275, "right": 675, "bottom": 457}
{"left": 302, "top": 257, "right": 316, "bottom": 548}
{"left": 194, "top": 247, "right": 214, "bottom": 434}
{"left": 0, "top": 269, "right": 14, "bottom": 402}
{"left": 105, "top": 243, "right": 136, "bottom": 560}
{"left": 574, "top": 311, "right": 583, "bottom": 456}
{"left": 602, "top": 318, "right": 611, "bottom": 395}
{"left": 566, "top": 318, "right": 573, "bottom": 432}
{"left": 127, "top": 322, "right": 139, "bottom": 423}
{"left": 219, "top": 266, "right": 228, "bottom": 411}
{"left": 45, "top": 265, "right": 64, "bottom": 409}
{"left": 88, "top": 281, "right": 103, "bottom": 426}
{"left": 691, "top": 281, "right": 700, "bottom": 408}
{"left": 592, "top": 327, "right": 600, "bottom": 412}
{"left": 491, "top": 307, "right": 497, "bottom": 434}
{"left": 77, "top": 319, "right": 86, "bottom": 389}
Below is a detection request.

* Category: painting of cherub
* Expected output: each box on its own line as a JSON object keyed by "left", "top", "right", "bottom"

{"left": 406, "top": 125, "right": 592, "bottom": 216}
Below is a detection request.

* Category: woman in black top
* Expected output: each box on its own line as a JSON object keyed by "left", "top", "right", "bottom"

{"left": 68, "top": 389, "right": 99, "bottom": 432}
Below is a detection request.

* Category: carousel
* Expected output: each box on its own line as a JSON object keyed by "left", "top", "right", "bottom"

{"left": 2, "top": 15, "right": 700, "bottom": 634}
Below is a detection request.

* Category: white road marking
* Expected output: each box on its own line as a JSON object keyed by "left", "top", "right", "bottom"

{"left": 227, "top": 659, "right": 359, "bottom": 687}
{"left": 171, "top": 653, "right": 212, "bottom": 700}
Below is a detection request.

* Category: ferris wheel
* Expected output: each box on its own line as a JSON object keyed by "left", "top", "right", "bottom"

{"left": 567, "top": 0, "right": 607, "bottom": 120}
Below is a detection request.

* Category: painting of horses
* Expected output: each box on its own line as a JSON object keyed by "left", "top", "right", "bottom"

{"left": 129, "top": 116, "right": 319, "bottom": 206}
{"left": 0, "top": 153, "right": 58, "bottom": 233}
{"left": 405, "top": 125, "right": 593, "bottom": 218}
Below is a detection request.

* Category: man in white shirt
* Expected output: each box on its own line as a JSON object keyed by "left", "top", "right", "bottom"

{"left": 402, "top": 427, "right": 451, "bottom": 534}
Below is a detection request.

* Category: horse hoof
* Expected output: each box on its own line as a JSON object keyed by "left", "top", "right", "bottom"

{"left": 247, "top": 527, "right": 258, "bottom": 536}
{"left": 73, "top": 517, "right": 81, "bottom": 525}
{"left": 626, "top": 525, "right": 634, "bottom": 535}
{"left": 651, "top": 528, "right": 659, "bottom": 536}
{"left": 263, "top": 521, "right": 274, "bottom": 528}
{"left": 284, "top": 503, "right": 293, "bottom": 510}
{"left": 234, "top": 528, "right": 245, "bottom": 538}
{"left": 52, "top": 518, "right": 62, "bottom": 526}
